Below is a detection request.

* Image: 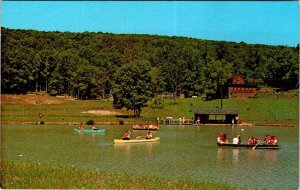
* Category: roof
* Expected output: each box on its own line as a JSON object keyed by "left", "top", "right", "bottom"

{"left": 194, "top": 108, "right": 239, "bottom": 115}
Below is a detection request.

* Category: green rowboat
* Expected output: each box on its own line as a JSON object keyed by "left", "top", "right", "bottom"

{"left": 73, "top": 128, "right": 105, "bottom": 133}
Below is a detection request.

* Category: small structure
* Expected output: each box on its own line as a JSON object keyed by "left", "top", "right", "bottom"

{"left": 226, "top": 74, "right": 257, "bottom": 98}
{"left": 194, "top": 108, "right": 239, "bottom": 125}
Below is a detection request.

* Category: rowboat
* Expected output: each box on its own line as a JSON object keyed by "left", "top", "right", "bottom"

{"left": 73, "top": 128, "right": 105, "bottom": 133}
{"left": 217, "top": 142, "right": 281, "bottom": 149}
{"left": 132, "top": 124, "right": 159, "bottom": 131}
{"left": 132, "top": 127, "right": 159, "bottom": 131}
{"left": 114, "top": 137, "right": 160, "bottom": 144}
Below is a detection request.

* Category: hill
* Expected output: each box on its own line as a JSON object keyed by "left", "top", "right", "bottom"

{"left": 1, "top": 27, "right": 299, "bottom": 100}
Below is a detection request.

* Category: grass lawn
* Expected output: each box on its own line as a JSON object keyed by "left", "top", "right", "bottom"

{"left": 0, "top": 162, "right": 238, "bottom": 190}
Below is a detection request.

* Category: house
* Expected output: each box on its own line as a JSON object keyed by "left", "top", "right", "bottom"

{"left": 226, "top": 74, "right": 257, "bottom": 98}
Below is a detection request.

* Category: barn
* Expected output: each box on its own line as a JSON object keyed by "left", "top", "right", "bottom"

{"left": 227, "top": 74, "right": 257, "bottom": 98}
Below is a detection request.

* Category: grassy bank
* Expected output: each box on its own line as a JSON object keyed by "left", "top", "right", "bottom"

{"left": 1, "top": 93, "right": 298, "bottom": 126}
{"left": 0, "top": 162, "right": 238, "bottom": 190}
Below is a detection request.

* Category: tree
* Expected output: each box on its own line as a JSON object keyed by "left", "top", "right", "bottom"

{"left": 111, "top": 61, "right": 152, "bottom": 117}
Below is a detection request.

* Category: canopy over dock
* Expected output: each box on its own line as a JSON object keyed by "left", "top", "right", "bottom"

{"left": 194, "top": 108, "right": 239, "bottom": 125}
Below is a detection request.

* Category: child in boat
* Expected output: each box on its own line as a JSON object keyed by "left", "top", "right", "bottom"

{"left": 122, "top": 130, "right": 131, "bottom": 140}
{"left": 146, "top": 131, "right": 153, "bottom": 139}
{"left": 79, "top": 122, "right": 84, "bottom": 130}
{"left": 269, "top": 136, "right": 277, "bottom": 145}
{"left": 263, "top": 135, "right": 271, "bottom": 145}
{"left": 217, "top": 133, "right": 228, "bottom": 144}
{"left": 92, "top": 124, "right": 98, "bottom": 130}
{"left": 232, "top": 135, "right": 241, "bottom": 144}
{"left": 248, "top": 137, "right": 259, "bottom": 145}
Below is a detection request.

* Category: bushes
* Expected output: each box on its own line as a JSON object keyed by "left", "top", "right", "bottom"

{"left": 86, "top": 120, "right": 94, "bottom": 125}
{"left": 150, "top": 97, "right": 164, "bottom": 109}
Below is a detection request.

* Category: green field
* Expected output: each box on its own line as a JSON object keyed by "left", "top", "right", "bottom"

{"left": 1, "top": 92, "right": 299, "bottom": 126}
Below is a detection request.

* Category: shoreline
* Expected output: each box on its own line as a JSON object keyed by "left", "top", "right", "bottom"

{"left": 1, "top": 121, "right": 298, "bottom": 127}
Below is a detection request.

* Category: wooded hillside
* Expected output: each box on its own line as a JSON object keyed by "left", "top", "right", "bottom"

{"left": 1, "top": 27, "right": 298, "bottom": 99}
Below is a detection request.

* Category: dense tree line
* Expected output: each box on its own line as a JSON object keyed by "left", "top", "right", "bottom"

{"left": 1, "top": 27, "right": 299, "bottom": 100}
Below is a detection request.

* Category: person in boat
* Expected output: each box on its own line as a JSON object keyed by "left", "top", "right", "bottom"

{"left": 145, "top": 131, "right": 153, "bottom": 139}
{"left": 248, "top": 136, "right": 259, "bottom": 145}
{"left": 238, "top": 135, "right": 241, "bottom": 144}
{"left": 269, "top": 136, "right": 278, "bottom": 145}
{"left": 92, "top": 124, "right": 98, "bottom": 130}
{"left": 122, "top": 130, "right": 131, "bottom": 140}
{"left": 217, "top": 133, "right": 228, "bottom": 144}
{"left": 232, "top": 135, "right": 241, "bottom": 144}
{"left": 79, "top": 122, "right": 84, "bottom": 130}
{"left": 263, "top": 135, "right": 271, "bottom": 145}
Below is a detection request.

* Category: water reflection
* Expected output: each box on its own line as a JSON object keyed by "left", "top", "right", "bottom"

{"left": 232, "top": 149, "right": 240, "bottom": 163}
{"left": 217, "top": 148, "right": 226, "bottom": 161}
{"left": 264, "top": 150, "right": 277, "bottom": 166}
{"left": 114, "top": 142, "right": 157, "bottom": 158}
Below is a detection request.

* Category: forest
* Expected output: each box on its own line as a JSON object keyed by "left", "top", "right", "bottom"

{"left": 1, "top": 27, "right": 299, "bottom": 100}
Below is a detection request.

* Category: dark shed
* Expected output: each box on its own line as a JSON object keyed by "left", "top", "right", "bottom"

{"left": 194, "top": 108, "right": 239, "bottom": 125}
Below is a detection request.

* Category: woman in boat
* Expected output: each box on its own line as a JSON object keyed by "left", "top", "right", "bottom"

{"left": 122, "top": 130, "right": 131, "bottom": 140}
{"left": 146, "top": 131, "right": 153, "bottom": 139}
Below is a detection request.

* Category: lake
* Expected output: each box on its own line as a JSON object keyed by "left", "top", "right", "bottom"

{"left": 2, "top": 124, "right": 299, "bottom": 189}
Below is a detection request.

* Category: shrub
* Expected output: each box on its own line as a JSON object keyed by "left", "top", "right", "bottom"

{"left": 118, "top": 119, "right": 124, "bottom": 125}
{"left": 86, "top": 120, "right": 94, "bottom": 125}
{"left": 150, "top": 97, "right": 164, "bottom": 109}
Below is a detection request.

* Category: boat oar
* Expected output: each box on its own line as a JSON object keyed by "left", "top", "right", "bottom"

{"left": 135, "top": 136, "right": 142, "bottom": 139}
{"left": 252, "top": 140, "right": 261, "bottom": 150}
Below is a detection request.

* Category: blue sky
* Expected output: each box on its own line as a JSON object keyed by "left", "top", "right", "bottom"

{"left": 2, "top": 1, "right": 299, "bottom": 46}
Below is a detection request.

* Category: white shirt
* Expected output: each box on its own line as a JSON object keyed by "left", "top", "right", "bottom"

{"left": 233, "top": 137, "right": 239, "bottom": 144}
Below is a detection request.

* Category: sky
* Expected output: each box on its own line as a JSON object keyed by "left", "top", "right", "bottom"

{"left": 2, "top": 1, "right": 299, "bottom": 46}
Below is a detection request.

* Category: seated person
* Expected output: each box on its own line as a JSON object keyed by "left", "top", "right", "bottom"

{"left": 92, "top": 124, "right": 98, "bottom": 130}
{"left": 146, "top": 131, "right": 153, "bottom": 139}
{"left": 217, "top": 133, "right": 228, "bottom": 144}
{"left": 263, "top": 135, "right": 271, "bottom": 145}
{"left": 248, "top": 137, "right": 259, "bottom": 145}
{"left": 78, "top": 122, "right": 84, "bottom": 130}
{"left": 232, "top": 135, "right": 240, "bottom": 144}
{"left": 122, "top": 130, "right": 131, "bottom": 140}
{"left": 269, "top": 136, "right": 277, "bottom": 145}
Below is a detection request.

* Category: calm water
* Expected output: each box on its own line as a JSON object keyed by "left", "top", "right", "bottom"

{"left": 2, "top": 124, "right": 299, "bottom": 189}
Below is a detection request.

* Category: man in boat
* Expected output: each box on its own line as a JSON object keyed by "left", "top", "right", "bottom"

{"left": 146, "top": 131, "right": 153, "bottom": 139}
{"left": 122, "top": 130, "right": 131, "bottom": 140}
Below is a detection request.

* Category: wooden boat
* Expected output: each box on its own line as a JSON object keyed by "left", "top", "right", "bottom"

{"left": 132, "top": 124, "right": 159, "bottom": 131}
{"left": 73, "top": 128, "right": 105, "bottom": 133}
{"left": 217, "top": 142, "right": 281, "bottom": 149}
{"left": 114, "top": 137, "right": 160, "bottom": 144}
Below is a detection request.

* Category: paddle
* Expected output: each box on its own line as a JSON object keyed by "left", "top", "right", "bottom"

{"left": 135, "top": 136, "right": 142, "bottom": 139}
{"left": 252, "top": 140, "right": 261, "bottom": 150}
